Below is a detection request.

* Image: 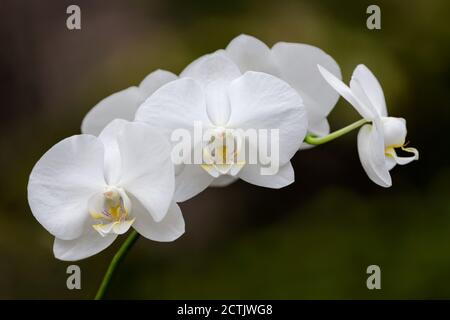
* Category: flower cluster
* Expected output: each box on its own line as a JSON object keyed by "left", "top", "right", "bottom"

{"left": 27, "top": 34, "right": 418, "bottom": 261}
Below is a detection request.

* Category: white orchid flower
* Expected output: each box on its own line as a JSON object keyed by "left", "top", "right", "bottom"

{"left": 28, "top": 119, "right": 184, "bottom": 261}
{"left": 81, "top": 69, "right": 177, "bottom": 135}
{"left": 136, "top": 53, "right": 307, "bottom": 202}
{"left": 318, "top": 64, "right": 419, "bottom": 187}
{"left": 182, "top": 34, "right": 341, "bottom": 140}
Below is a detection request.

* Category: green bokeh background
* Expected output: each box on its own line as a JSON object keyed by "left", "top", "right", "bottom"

{"left": 0, "top": 0, "right": 449, "bottom": 299}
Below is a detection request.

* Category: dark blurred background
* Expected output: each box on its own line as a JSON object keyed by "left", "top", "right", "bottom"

{"left": 0, "top": 0, "right": 449, "bottom": 299}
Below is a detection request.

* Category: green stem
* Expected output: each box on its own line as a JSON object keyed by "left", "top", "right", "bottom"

{"left": 94, "top": 230, "right": 140, "bottom": 300}
{"left": 304, "top": 118, "right": 370, "bottom": 145}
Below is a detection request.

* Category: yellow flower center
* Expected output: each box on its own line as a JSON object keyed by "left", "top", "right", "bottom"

{"left": 201, "top": 128, "right": 245, "bottom": 176}
{"left": 89, "top": 187, "right": 135, "bottom": 237}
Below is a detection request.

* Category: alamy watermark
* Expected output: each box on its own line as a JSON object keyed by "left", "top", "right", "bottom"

{"left": 366, "top": 265, "right": 381, "bottom": 290}
{"left": 66, "top": 265, "right": 81, "bottom": 290}
{"left": 171, "top": 122, "right": 280, "bottom": 176}
{"left": 366, "top": 5, "right": 381, "bottom": 30}
{"left": 66, "top": 5, "right": 81, "bottom": 30}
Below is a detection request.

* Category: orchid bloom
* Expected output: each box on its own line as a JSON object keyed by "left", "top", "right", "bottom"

{"left": 135, "top": 53, "right": 307, "bottom": 202}
{"left": 81, "top": 70, "right": 177, "bottom": 135}
{"left": 28, "top": 120, "right": 184, "bottom": 261}
{"left": 318, "top": 64, "right": 419, "bottom": 187}
{"left": 183, "top": 34, "right": 341, "bottom": 140}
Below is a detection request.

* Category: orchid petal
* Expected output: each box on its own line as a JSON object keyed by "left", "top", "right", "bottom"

{"left": 28, "top": 135, "right": 106, "bottom": 240}
{"left": 116, "top": 122, "right": 175, "bottom": 222}
{"left": 132, "top": 199, "right": 185, "bottom": 242}
{"left": 53, "top": 226, "right": 117, "bottom": 261}
{"left": 351, "top": 64, "right": 387, "bottom": 117}
{"left": 180, "top": 49, "right": 224, "bottom": 78}
{"left": 273, "top": 42, "right": 341, "bottom": 120}
{"left": 81, "top": 87, "right": 144, "bottom": 136}
{"left": 174, "top": 164, "right": 215, "bottom": 202}
{"left": 181, "top": 53, "right": 241, "bottom": 126}
{"left": 225, "top": 34, "right": 279, "bottom": 75}
{"left": 81, "top": 70, "right": 176, "bottom": 136}
{"left": 318, "top": 65, "right": 373, "bottom": 119}
{"left": 386, "top": 156, "right": 397, "bottom": 171}
{"left": 227, "top": 71, "right": 307, "bottom": 166}
{"left": 210, "top": 175, "right": 239, "bottom": 187}
{"left": 205, "top": 81, "right": 232, "bottom": 126}
{"left": 357, "top": 123, "right": 392, "bottom": 187}
{"left": 180, "top": 52, "right": 241, "bottom": 86}
{"left": 138, "top": 69, "right": 178, "bottom": 96}
{"left": 136, "top": 78, "right": 212, "bottom": 138}
{"left": 238, "top": 161, "right": 294, "bottom": 189}
{"left": 97, "top": 119, "right": 129, "bottom": 185}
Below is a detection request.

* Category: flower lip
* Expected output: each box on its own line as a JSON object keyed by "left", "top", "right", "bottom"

{"left": 379, "top": 117, "right": 418, "bottom": 167}
{"left": 89, "top": 186, "right": 135, "bottom": 237}
{"left": 201, "top": 127, "right": 245, "bottom": 177}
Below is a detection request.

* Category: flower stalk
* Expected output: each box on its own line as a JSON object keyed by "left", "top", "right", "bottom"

{"left": 95, "top": 230, "right": 140, "bottom": 300}
{"left": 304, "top": 118, "right": 369, "bottom": 145}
